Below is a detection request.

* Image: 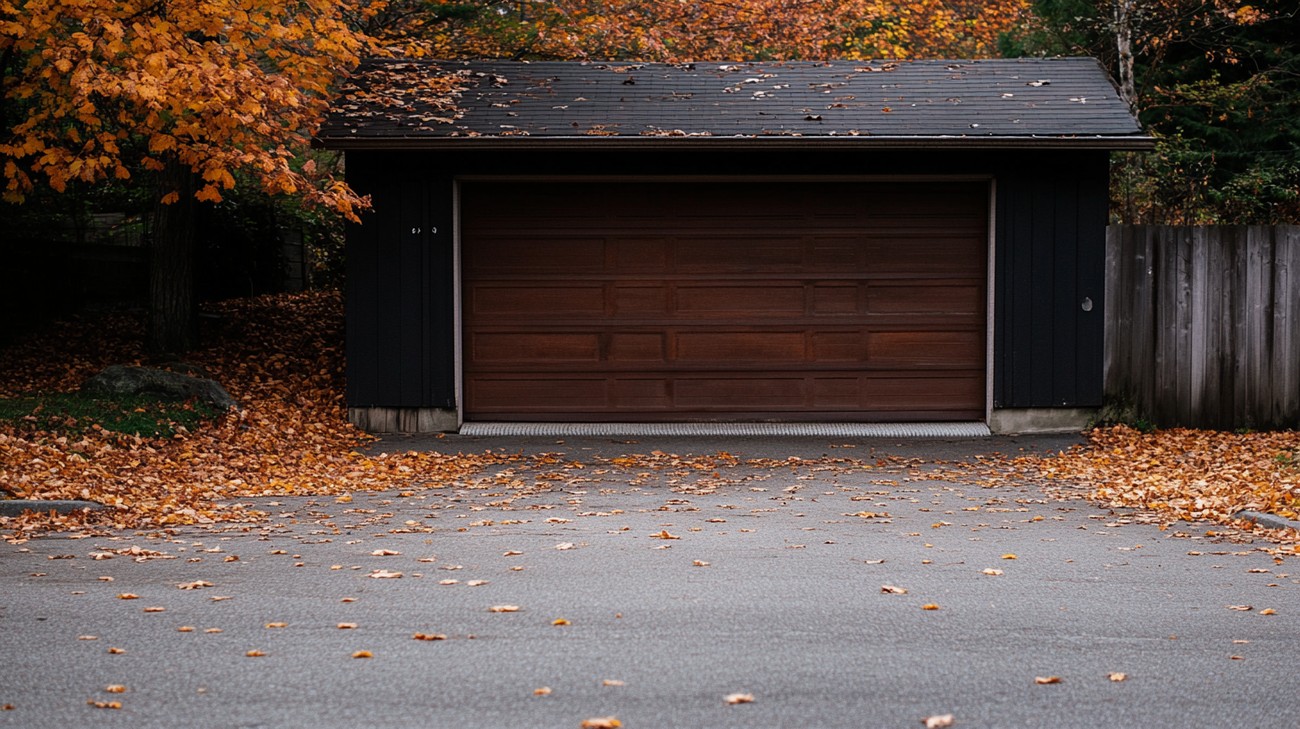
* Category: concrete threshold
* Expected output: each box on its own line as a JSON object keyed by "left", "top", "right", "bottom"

{"left": 460, "top": 422, "right": 992, "bottom": 438}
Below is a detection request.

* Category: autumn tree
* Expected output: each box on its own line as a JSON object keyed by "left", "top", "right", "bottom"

{"left": 388, "top": 0, "right": 1034, "bottom": 62}
{"left": 1011, "top": 1, "right": 1298, "bottom": 223}
{"left": 1, "top": 0, "right": 374, "bottom": 353}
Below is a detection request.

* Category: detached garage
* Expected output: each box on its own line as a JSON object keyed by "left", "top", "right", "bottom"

{"left": 319, "top": 58, "right": 1151, "bottom": 433}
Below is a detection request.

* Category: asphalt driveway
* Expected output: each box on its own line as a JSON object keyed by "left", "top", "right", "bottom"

{"left": 2, "top": 434, "right": 1295, "bottom": 728}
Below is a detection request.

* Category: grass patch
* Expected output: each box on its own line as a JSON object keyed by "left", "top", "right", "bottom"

{"left": 0, "top": 392, "right": 223, "bottom": 438}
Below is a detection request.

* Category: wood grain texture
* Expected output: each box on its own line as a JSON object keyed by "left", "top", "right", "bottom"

{"left": 1106, "top": 225, "right": 1300, "bottom": 428}
{"left": 462, "top": 180, "right": 988, "bottom": 421}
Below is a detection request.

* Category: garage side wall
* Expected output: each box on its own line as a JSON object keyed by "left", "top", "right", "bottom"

{"left": 993, "top": 152, "right": 1110, "bottom": 415}
{"left": 344, "top": 153, "right": 457, "bottom": 432}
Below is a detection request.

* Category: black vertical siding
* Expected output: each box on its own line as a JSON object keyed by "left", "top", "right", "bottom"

{"left": 994, "top": 152, "right": 1109, "bottom": 408}
{"left": 345, "top": 154, "right": 455, "bottom": 408}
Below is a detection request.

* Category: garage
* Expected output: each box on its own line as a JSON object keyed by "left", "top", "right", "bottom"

{"left": 321, "top": 58, "right": 1152, "bottom": 433}
{"left": 461, "top": 179, "right": 987, "bottom": 421}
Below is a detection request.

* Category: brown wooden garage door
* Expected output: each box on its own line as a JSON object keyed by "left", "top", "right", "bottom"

{"left": 461, "top": 180, "right": 987, "bottom": 422}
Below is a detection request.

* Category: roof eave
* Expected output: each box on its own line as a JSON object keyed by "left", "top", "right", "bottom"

{"left": 316, "top": 134, "right": 1157, "bottom": 152}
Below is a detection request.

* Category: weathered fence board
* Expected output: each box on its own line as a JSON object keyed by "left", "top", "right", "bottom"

{"left": 1106, "top": 225, "right": 1300, "bottom": 429}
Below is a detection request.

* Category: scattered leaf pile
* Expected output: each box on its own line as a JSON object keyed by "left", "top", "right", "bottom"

{"left": 959, "top": 426, "right": 1299, "bottom": 542}
{"left": 0, "top": 291, "right": 508, "bottom": 536}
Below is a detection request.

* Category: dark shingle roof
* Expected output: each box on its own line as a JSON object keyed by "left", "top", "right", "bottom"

{"left": 319, "top": 58, "right": 1151, "bottom": 150}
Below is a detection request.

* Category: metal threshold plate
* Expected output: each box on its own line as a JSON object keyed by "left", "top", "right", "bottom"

{"left": 460, "top": 422, "right": 991, "bottom": 438}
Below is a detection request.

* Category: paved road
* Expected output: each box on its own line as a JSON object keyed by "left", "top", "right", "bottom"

{"left": 2, "top": 435, "right": 1296, "bottom": 728}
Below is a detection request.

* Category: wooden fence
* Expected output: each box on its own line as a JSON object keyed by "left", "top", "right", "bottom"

{"left": 1105, "top": 225, "right": 1300, "bottom": 429}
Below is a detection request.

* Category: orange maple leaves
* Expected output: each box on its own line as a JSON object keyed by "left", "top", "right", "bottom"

{"left": 0, "top": 0, "right": 373, "bottom": 217}
{"left": 0, "top": 291, "right": 508, "bottom": 536}
{"left": 402, "top": 0, "right": 1033, "bottom": 63}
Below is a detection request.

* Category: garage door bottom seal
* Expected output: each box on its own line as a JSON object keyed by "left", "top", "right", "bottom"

{"left": 460, "top": 422, "right": 991, "bottom": 438}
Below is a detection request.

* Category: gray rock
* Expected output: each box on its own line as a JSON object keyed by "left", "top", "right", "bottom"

{"left": 82, "top": 365, "right": 239, "bottom": 410}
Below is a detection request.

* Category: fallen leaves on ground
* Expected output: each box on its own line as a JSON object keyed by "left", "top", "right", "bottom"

{"left": 0, "top": 292, "right": 511, "bottom": 536}
{"left": 923, "top": 714, "right": 956, "bottom": 729}
{"left": 2, "top": 293, "right": 1296, "bottom": 548}
{"left": 1003, "top": 426, "right": 1300, "bottom": 542}
{"left": 723, "top": 693, "right": 754, "bottom": 705}
{"left": 1034, "top": 676, "right": 1062, "bottom": 684}
{"left": 580, "top": 717, "right": 621, "bottom": 728}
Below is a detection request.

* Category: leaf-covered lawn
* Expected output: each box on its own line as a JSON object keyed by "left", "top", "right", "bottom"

{"left": 0, "top": 292, "right": 508, "bottom": 536}
{"left": 0, "top": 290, "right": 1296, "bottom": 545}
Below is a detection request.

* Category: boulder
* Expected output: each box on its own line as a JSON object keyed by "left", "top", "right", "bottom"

{"left": 82, "top": 365, "right": 239, "bottom": 411}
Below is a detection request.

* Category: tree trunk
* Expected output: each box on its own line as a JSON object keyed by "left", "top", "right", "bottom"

{"left": 1114, "top": 0, "right": 1138, "bottom": 112}
{"left": 147, "top": 158, "right": 199, "bottom": 355}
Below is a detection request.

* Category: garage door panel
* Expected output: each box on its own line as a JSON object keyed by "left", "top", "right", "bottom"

{"left": 866, "top": 284, "right": 984, "bottom": 314}
{"left": 468, "top": 378, "right": 609, "bottom": 410}
{"left": 675, "top": 332, "right": 806, "bottom": 362}
{"left": 675, "top": 238, "right": 805, "bottom": 270}
{"left": 612, "top": 286, "right": 670, "bottom": 316}
{"left": 811, "top": 332, "right": 864, "bottom": 361}
{"left": 471, "top": 333, "right": 601, "bottom": 363}
{"left": 607, "top": 334, "right": 667, "bottom": 362}
{"left": 861, "top": 375, "right": 984, "bottom": 409}
{"left": 611, "top": 238, "right": 670, "bottom": 270}
{"left": 676, "top": 284, "right": 805, "bottom": 314}
{"left": 865, "top": 332, "right": 984, "bottom": 368}
{"left": 469, "top": 285, "right": 605, "bottom": 316}
{"left": 675, "top": 377, "right": 808, "bottom": 409}
{"left": 462, "top": 180, "right": 988, "bottom": 421}
{"left": 860, "top": 239, "right": 985, "bottom": 275}
{"left": 811, "top": 284, "right": 860, "bottom": 315}
{"left": 468, "top": 237, "right": 606, "bottom": 273}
